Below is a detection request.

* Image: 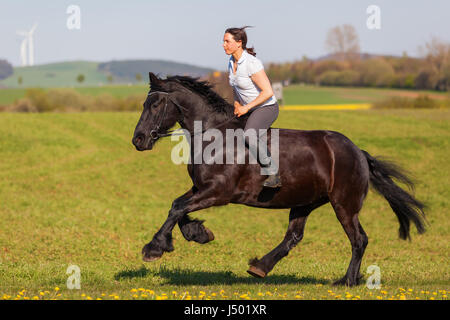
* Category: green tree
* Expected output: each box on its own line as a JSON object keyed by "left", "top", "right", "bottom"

{"left": 76, "top": 74, "right": 85, "bottom": 84}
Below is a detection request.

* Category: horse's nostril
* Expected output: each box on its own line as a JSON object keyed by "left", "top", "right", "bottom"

{"left": 133, "top": 134, "right": 144, "bottom": 146}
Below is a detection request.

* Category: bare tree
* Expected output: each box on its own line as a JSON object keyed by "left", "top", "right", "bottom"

{"left": 325, "top": 24, "right": 360, "bottom": 60}
{"left": 418, "top": 37, "right": 450, "bottom": 91}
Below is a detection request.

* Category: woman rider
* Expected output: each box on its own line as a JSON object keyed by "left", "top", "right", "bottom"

{"left": 223, "top": 26, "right": 282, "bottom": 188}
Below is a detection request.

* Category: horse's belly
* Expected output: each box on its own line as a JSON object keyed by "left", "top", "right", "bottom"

{"left": 232, "top": 147, "right": 330, "bottom": 208}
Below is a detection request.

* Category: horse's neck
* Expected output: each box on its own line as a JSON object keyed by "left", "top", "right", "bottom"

{"left": 178, "top": 98, "right": 244, "bottom": 133}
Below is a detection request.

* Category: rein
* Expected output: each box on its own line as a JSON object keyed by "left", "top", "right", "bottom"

{"left": 147, "top": 91, "right": 238, "bottom": 140}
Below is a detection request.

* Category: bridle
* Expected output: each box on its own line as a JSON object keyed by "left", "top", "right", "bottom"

{"left": 146, "top": 91, "right": 238, "bottom": 141}
{"left": 147, "top": 91, "right": 185, "bottom": 140}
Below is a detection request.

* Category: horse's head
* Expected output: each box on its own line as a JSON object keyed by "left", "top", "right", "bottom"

{"left": 132, "top": 73, "right": 182, "bottom": 151}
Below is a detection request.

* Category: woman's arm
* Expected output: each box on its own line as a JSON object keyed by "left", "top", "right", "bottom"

{"left": 245, "top": 69, "right": 274, "bottom": 110}
{"left": 234, "top": 69, "right": 274, "bottom": 117}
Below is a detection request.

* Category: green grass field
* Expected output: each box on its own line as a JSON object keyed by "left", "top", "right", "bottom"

{"left": 283, "top": 85, "right": 450, "bottom": 105}
{"left": 1, "top": 84, "right": 448, "bottom": 107}
{"left": 0, "top": 109, "right": 448, "bottom": 300}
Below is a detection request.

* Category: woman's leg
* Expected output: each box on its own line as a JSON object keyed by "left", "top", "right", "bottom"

{"left": 244, "top": 103, "right": 281, "bottom": 187}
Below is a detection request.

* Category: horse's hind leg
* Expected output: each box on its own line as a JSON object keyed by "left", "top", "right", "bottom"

{"left": 247, "top": 204, "right": 320, "bottom": 278}
{"left": 330, "top": 201, "right": 369, "bottom": 286}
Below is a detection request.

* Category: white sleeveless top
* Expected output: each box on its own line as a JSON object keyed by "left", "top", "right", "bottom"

{"left": 228, "top": 50, "right": 277, "bottom": 108}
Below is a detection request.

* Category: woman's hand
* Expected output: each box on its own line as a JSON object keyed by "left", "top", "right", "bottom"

{"left": 234, "top": 101, "right": 250, "bottom": 117}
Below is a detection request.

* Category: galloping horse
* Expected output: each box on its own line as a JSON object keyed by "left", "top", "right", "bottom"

{"left": 132, "top": 72, "right": 426, "bottom": 286}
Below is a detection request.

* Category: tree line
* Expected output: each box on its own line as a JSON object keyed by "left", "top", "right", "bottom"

{"left": 265, "top": 26, "right": 449, "bottom": 91}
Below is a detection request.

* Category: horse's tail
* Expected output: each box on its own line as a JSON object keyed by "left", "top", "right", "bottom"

{"left": 361, "top": 150, "right": 427, "bottom": 240}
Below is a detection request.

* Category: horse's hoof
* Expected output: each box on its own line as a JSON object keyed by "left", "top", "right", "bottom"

{"left": 332, "top": 277, "right": 356, "bottom": 287}
{"left": 247, "top": 266, "right": 266, "bottom": 278}
{"left": 142, "top": 253, "right": 162, "bottom": 262}
{"left": 142, "top": 242, "right": 164, "bottom": 262}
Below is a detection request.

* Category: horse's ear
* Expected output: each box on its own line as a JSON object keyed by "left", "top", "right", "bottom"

{"left": 149, "top": 72, "right": 161, "bottom": 85}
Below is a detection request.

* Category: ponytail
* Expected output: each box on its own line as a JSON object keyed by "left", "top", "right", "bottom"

{"left": 245, "top": 47, "right": 256, "bottom": 57}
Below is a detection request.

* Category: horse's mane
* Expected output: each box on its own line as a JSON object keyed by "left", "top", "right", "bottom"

{"left": 165, "top": 75, "right": 233, "bottom": 115}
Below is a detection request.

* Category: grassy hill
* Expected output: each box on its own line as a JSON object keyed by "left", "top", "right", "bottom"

{"left": 0, "top": 61, "right": 108, "bottom": 88}
{"left": 98, "top": 60, "right": 213, "bottom": 82}
{"left": 0, "top": 60, "right": 214, "bottom": 88}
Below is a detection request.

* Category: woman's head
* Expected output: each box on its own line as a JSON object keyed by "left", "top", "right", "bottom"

{"left": 223, "top": 26, "right": 256, "bottom": 56}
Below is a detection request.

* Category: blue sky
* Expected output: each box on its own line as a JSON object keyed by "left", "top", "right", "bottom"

{"left": 1, "top": 0, "right": 449, "bottom": 70}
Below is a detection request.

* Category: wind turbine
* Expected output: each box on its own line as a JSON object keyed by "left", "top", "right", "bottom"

{"left": 16, "top": 23, "right": 38, "bottom": 66}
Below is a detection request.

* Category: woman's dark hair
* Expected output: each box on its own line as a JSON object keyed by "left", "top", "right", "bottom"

{"left": 224, "top": 26, "right": 256, "bottom": 56}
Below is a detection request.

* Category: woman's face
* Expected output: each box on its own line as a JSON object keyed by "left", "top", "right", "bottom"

{"left": 223, "top": 32, "right": 242, "bottom": 55}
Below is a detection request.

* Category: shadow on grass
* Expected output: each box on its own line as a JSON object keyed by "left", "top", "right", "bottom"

{"left": 114, "top": 265, "right": 330, "bottom": 286}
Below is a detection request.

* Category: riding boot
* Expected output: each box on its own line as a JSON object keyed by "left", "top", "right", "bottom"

{"left": 244, "top": 133, "right": 282, "bottom": 188}
{"left": 259, "top": 147, "right": 282, "bottom": 188}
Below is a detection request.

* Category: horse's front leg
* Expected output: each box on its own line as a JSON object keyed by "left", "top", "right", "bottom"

{"left": 142, "top": 183, "right": 225, "bottom": 262}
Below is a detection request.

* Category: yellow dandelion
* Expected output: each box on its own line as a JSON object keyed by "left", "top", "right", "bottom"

{"left": 54, "top": 287, "right": 60, "bottom": 291}
{"left": 130, "top": 289, "right": 138, "bottom": 293}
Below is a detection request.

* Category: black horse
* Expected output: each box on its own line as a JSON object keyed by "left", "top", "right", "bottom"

{"left": 132, "top": 72, "right": 426, "bottom": 286}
